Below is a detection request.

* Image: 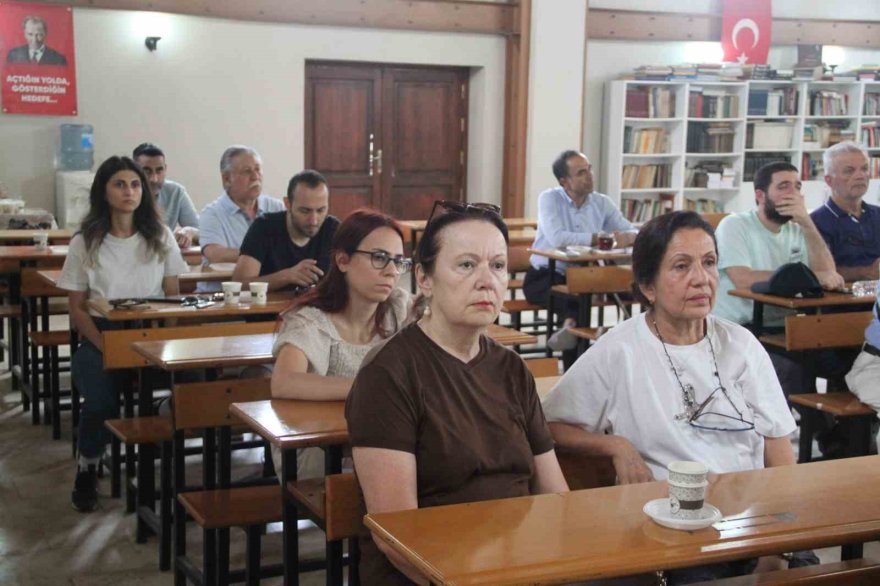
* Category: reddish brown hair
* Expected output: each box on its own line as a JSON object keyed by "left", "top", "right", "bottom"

{"left": 279, "top": 208, "right": 406, "bottom": 337}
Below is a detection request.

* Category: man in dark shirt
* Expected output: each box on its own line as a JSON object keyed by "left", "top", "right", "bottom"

{"left": 232, "top": 170, "right": 339, "bottom": 292}
{"left": 810, "top": 141, "right": 880, "bottom": 281}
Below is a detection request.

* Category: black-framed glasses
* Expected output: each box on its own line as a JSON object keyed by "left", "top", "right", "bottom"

{"left": 426, "top": 200, "right": 502, "bottom": 227}
{"left": 686, "top": 385, "right": 756, "bottom": 433}
{"left": 353, "top": 250, "right": 413, "bottom": 274}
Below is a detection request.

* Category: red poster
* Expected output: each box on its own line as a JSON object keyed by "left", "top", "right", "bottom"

{"left": 0, "top": 1, "right": 77, "bottom": 116}
{"left": 721, "top": 0, "right": 772, "bottom": 65}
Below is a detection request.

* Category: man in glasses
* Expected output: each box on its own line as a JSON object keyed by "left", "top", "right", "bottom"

{"left": 524, "top": 150, "right": 638, "bottom": 350}
{"left": 810, "top": 141, "right": 880, "bottom": 282}
{"left": 233, "top": 170, "right": 339, "bottom": 292}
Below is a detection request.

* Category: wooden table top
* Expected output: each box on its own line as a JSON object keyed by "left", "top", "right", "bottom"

{"left": 0, "top": 244, "right": 69, "bottom": 260}
{"left": 486, "top": 323, "right": 537, "bottom": 346}
{"left": 365, "top": 456, "right": 880, "bottom": 585}
{"left": 506, "top": 229, "right": 537, "bottom": 247}
{"left": 37, "top": 264, "right": 234, "bottom": 288}
{"left": 527, "top": 247, "right": 632, "bottom": 263}
{"left": 535, "top": 375, "right": 560, "bottom": 400}
{"left": 230, "top": 399, "right": 348, "bottom": 449}
{"left": 132, "top": 333, "right": 275, "bottom": 371}
{"left": 729, "top": 288, "right": 876, "bottom": 309}
{"left": 0, "top": 229, "right": 73, "bottom": 242}
{"left": 88, "top": 293, "right": 293, "bottom": 321}
{"left": 400, "top": 218, "right": 537, "bottom": 231}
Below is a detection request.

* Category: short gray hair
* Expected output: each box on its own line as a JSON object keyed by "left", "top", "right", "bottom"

{"left": 23, "top": 15, "right": 47, "bottom": 33}
{"left": 823, "top": 141, "right": 869, "bottom": 176}
{"left": 219, "top": 145, "right": 260, "bottom": 175}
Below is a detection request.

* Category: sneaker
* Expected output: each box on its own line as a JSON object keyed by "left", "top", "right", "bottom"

{"left": 71, "top": 465, "right": 98, "bottom": 512}
{"left": 548, "top": 324, "right": 577, "bottom": 351}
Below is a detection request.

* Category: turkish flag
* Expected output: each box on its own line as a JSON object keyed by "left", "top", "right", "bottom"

{"left": 721, "top": 0, "right": 772, "bottom": 65}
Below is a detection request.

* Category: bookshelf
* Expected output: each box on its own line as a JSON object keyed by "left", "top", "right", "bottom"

{"left": 603, "top": 79, "right": 880, "bottom": 220}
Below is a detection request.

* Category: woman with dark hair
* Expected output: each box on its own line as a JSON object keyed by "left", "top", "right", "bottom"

{"left": 58, "top": 156, "right": 187, "bottom": 512}
{"left": 542, "top": 210, "right": 803, "bottom": 583}
{"left": 271, "top": 208, "right": 411, "bottom": 477}
{"left": 346, "top": 201, "right": 569, "bottom": 585}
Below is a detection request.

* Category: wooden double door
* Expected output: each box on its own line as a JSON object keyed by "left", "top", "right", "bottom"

{"left": 305, "top": 61, "right": 469, "bottom": 220}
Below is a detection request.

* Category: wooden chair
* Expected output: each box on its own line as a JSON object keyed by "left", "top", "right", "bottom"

{"left": 287, "top": 473, "right": 363, "bottom": 586}
{"left": 689, "top": 558, "right": 880, "bottom": 585}
{"left": 700, "top": 212, "right": 729, "bottom": 230}
{"left": 551, "top": 265, "right": 634, "bottom": 354}
{"left": 173, "top": 377, "right": 278, "bottom": 585}
{"left": 762, "top": 312, "right": 876, "bottom": 462}
{"left": 525, "top": 357, "right": 559, "bottom": 378}
{"left": 502, "top": 247, "right": 544, "bottom": 336}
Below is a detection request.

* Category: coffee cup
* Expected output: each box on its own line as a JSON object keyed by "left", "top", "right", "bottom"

{"left": 667, "top": 461, "right": 708, "bottom": 486}
{"left": 238, "top": 290, "right": 253, "bottom": 305}
{"left": 33, "top": 232, "right": 49, "bottom": 251}
{"left": 668, "top": 479, "right": 708, "bottom": 519}
{"left": 250, "top": 282, "right": 268, "bottom": 305}
{"left": 221, "top": 281, "right": 242, "bottom": 305}
{"left": 597, "top": 232, "right": 615, "bottom": 251}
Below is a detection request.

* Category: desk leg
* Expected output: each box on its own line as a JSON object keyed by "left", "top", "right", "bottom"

{"left": 9, "top": 271, "right": 21, "bottom": 393}
{"left": 136, "top": 367, "right": 156, "bottom": 543}
{"left": 410, "top": 230, "right": 419, "bottom": 294}
{"left": 282, "top": 448, "right": 300, "bottom": 586}
{"left": 842, "top": 543, "right": 864, "bottom": 560}
{"left": 325, "top": 445, "right": 344, "bottom": 586}
{"left": 545, "top": 258, "right": 556, "bottom": 358}
{"left": 751, "top": 301, "right": 765, "bottom": 337}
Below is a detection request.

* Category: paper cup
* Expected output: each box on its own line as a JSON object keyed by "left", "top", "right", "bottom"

{"left": 668, "top": 480, "right": 708, "bottom": 519}
{"left": 33, "top": 232, "right": 49, "bottom": 251}
{"left": 667, "top": 461, "right": 708, "bottom": 486}
{"left": 250, "top": 282, "right": 268, "bottom": 305}
{"left": 221, "top": 281, "right": 242, "bottom": 305}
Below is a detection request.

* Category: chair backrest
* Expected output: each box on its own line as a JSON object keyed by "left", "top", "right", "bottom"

{"left": 564, "top": 265, "right": 633, "bottom": 295}
{"left": 325, "top": 473, "right": 363, "bottom": 541}
{"left": 556, "top": 452, "right": 616, "bottom": 490}
{"left": 784, "top": 311, "right": 873, "bottom": 351}
{"left": 172, "top": 377, "right": 272, "bottom": 431}
{"left": 508, "top": 246, "right": 533, "bottom": 274}
{"left": 700, "top": 212, "right": 729, "bottom": 230}
{"left": 102, "top": 320, "right": 277, "bottom": 369}
{"left": 525, "top": 357, "right": 559, "bottom": 378}
{"left": 21, "top": 267, "right": 67, "bottom": 297}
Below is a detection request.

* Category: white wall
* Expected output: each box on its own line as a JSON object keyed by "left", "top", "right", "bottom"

{"left": 525, "top": 0, "right": 588, "bottom": 217}
{"left": 0, "top": 9, "right": 506, "bottom": 214}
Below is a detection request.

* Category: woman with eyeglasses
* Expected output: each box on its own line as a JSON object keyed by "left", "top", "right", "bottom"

{"left": 58, "top": 156, "right": 188, "bottom": 513}
{"left": 271, "top": 208, "right": 411, "bottom": 477}
{"left": 346, "top": 201, "right": 569, "bottom": 585}
{"left": 543, "top": 211, "right": 804, "bottom": 582}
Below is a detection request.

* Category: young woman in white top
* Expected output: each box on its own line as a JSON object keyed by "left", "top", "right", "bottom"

{"left": 58, "top": 156, "right": 187, "bottom": 512}
{"left": 271, "top": 208, "right": 411, "bottom": 477}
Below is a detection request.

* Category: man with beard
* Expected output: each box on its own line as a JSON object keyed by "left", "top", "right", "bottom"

{"left": 810, "top": 141, "right": 880, "bottom": 281}
{"left": 232, "top": 170, "right": 339, "bottom": 292}
{"left": 133, "top": 143, "right": 199, "bottom": 248}
{"left": 198, "top": 145, "right": 285, "bottom": 291}
{"left": 714, "top": 161, "right": 843, "bottom": 398}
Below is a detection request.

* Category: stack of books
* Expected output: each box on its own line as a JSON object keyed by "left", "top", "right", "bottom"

{"left": 623, "top": 127, "right": 669, "bottom": 154}
{"left": 621, "top": 164, "right": 672, "bottom": 189}
{"left": 748, "top": 87, "right": 799, "bottom": 116}
{"left": 625, "top": 86, "right": 676, "bottom": 118}
{"left": 810, "top": 90, "right": 849, "bottom": 116}
{"left": 689, "top": 88, "right": 739, "bottom": 118}
{"left": 634, "top": 65, "right": 673, "bottom": 80}
{"left": 853, "top": 66, "right": 880, "bottom": 81}
{"left": 747, "top": 121, "right": 795, "bottom": 150}
{"left": 864, "top": 92, "right": 880, "bottom": 116}
{"left": 687, "top": 122, "right": 736, "bottom": 153}
{"left": 744, "top": 154, "right": 790, "bottom": 182}
{"left": 803, "top": 121, "right": 855, "bottom": 148}
{"left": 685, "top": 160, "right": 736, "bottom": 188}
{"left": 684, "top": 199, "right": 720, "bottom": 213}
{"left": 621, "top": 193, "right": 675, "bottom": 222}
{"left": 793, "top": 65, "right": 824, "bottom": 81}
{"left": 862, "top": 123, "right": 880, "bottom": 148}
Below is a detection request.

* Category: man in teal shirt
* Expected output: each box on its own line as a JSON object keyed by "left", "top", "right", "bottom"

{"left": 714, "top": 161, "right": 844, "bottom": 398}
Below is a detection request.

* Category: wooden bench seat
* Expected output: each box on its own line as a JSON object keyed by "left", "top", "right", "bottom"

{"left": 758, "top": 333, "right": 786, "bottom": 349}
{"left": 569, "top": 326, "right": 610, "bottom": 342}
{"left": 178, "top": 485, "right": 281, "bottom": 529}
{"left": 105, "top": 415, "right": 173, "bottom": 445}
{"left": 790, "top": 392, "right": 876, "bottom": 463}
{"left": 502, "top": 299, "right": 542, "bottom": 313}
{"left": 789, "top": 393, "right": 875, "bottom": 417}
{"left": 691, "top": 558, "right": 880, "bottom": 585}
{"left": 287, "top": 474, "right": 361, "bottom": 542}
{"left": 28, "top": 330, "right": 70, "bottom": 346}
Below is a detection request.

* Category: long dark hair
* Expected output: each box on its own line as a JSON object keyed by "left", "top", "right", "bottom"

{"left": 283, "top": 208, "right": 405, "bottom": 337}
{"left": 80, "top": 156, "right": 167, "bottom": 265}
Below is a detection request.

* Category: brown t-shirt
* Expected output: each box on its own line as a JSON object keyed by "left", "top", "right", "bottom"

{"left": 345, "top": 322, "right": 555, "bottom": 585}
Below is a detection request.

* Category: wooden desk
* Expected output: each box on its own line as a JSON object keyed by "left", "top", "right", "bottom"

{"left": 485, "top": 323, "right": 537, "bottom": 346}
{"left": 365, "top": 456, "right": 880, "bottom": 585}
{"left": 534, "top": 375, "right": 560, "bottom": 400}
{"left": 132, "top": 333, "right": 275, "bottom": 371}
{"left": 88, "top": 293, "right": 293, "bottom": 322}
{"left": 506, "top": 229, "right": 536, "bottom": 248}
{"left": 232, "top": 398, "right": 348, "bottom": 585}
{"left": 729, "top": 288, "right": 876, "bottom": 335}
{"left": 180, "top": 245, "right": 201, "bottom": 264}
{"left": 0, "top": 229, "right": 73, "bottom": 243}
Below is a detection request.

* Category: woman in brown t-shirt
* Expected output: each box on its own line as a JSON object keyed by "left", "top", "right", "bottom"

{"left": 346, "top": 202, "right": 570, "bottom": 585}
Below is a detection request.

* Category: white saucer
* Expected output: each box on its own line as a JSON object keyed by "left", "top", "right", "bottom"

{"left": 643, "top": 498, "right": 722, "bottom": 531}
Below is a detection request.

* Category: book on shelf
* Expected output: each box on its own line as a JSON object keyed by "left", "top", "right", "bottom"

{"left": 623, "top": 127, "right": 668, "bottom": 154}
{"left": 621, "top": 164, "right": 671, "bottom": 189}
{"left": 744, "top": 153, "right": 791, "bottom": 182}
{"left": 865, "top": 93, "right": 880, "bottom": 116}
{"left": 748, "top": 88, "right": 799, "bottom": 116}
{"left": 685, "top": 160, "right": 736, "bottom": 188}
{"left": 688, "top": 87, "right": 739, "bottom": 118}
{"left": 802, "top": 121, "right": 855, "bottom": 148}
{"left": 684, "top": 198, "right": 721, "bottom": 213}
{"left": 793, "top": 65, "right": 823, "bottom": 81}
{"left": 747, "top": 121, "right": 794, "bottom": 150}
{"left": 687, "top": 122, "right": 736, "bottom": 153}
{"left": 810, "top": 90, "right": 849, "bottom": 116}
{"left": 871, "top": 156, "right": 880, "bottom": 179}
{"left": 625, "top": 86, "right": 676, "bottom": 118}
{"left": 801, "top": 153, "right": 825, "bottom": 180}
{"left": 862, "top": 123, "right": 880, "bottom": 148}
{"left": 621, "top": 193, "right": 675, "bottom": 223}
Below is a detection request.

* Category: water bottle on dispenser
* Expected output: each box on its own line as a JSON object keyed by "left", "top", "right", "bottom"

{"left": 57, "top": 124, "right": 94, "bottom": 171}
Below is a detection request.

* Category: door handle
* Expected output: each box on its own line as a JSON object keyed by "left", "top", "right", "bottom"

{"left": 373, "top": 149, "right": 383, "bottom": 175}
{"left": 368, "top": 135, "right": 383, "bottom": 176}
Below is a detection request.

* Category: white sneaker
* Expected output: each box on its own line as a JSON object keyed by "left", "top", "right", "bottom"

{"left": 548, "top": 324, "right": 577, "bottom": 351}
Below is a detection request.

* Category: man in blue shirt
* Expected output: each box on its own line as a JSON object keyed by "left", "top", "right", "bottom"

{"left": 524, "top": 150, "right": 637, "bottom": 349}
{"left": 810, "top": 141, "right": 880, "bottom": 282}
{"left": 846, "top": 298, "right": 880, "bottom": 414}
{"left": 133, "top": 143, "right": 199, "bottom": 248}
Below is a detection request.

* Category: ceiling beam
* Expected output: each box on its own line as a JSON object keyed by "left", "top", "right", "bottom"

{"left": 19, "top": 0, "right": 516, "bottom": 35}
{"left": 586, "top": 8, "right": 880, "bottom": 48}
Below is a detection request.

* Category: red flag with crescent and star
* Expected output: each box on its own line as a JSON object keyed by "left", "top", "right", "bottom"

{"left": 721, "top": 0, "right": 772, "bottom": 65}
